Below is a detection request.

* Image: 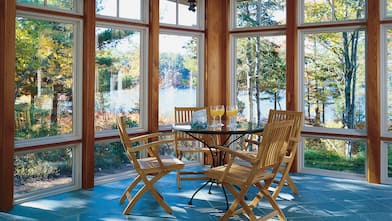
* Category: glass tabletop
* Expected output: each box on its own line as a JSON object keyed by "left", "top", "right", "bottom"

{"left": 172, "top": 121, "right": 265, "bottom": 135}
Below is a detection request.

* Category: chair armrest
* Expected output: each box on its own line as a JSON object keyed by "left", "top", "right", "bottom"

{"left": 127, "top": 139, "right": 174, "bottom": 153}
{"left": 213, "top": 146, "right": 257, "bottom": 164}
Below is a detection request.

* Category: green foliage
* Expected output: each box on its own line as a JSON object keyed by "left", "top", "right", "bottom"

{"left": 305, "top": 148, "right": 365, "bottom": 174}
{"left": 94, "top": 142, "right": 129, "bottom": 171}
{"left": 14, "top": 148, "right": 73, "bottom": 185}
{"left": 236, "top": 0, "right": 285, "bottom": 27}
{"left": 122, "top": 75, "right": 137, "bottom": 89}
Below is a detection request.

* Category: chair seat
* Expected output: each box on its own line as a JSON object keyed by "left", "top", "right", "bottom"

{"left": 205, "top": 163, "right": 274, "bottom": 187}
{"left": 138, "top": 156, "right": 184, "bottom": 172}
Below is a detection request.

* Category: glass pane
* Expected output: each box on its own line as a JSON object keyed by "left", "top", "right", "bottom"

{"left": 234, "top": 0, "right": 286, "bottom": 28}
{"left": 119, "top": 0, "right": 141, "bottom": 20}
{"left": 234, "top": 35, "right": 286, "bottom": 123}
{"left": 96, "top": 0, "right": 117, "bottom": 17}
{"left": 303, "top": 0, "right": 366, "bottom": 23}
{"left": 303, "top": 30, "right": 366, "bottom": 130}
{"left": 14, "top": 146, "right": 74, "bottom": 198}
{"left": 179, "top": 1, "right": 197, "bottom": 27}
{"left": 160, "top": 0, "right": 177, "bottom": 24}
{"left": 17, "top": 0, "right": 74, "bottom": 11}
{"left": 95, "top": 27, "right": 142, "bottom": 131}
{"left": 389, "top": 144, "right": 392, "bottom": 178}
{"left": 94, "top": 141, "right": 133, "bottom": 179}
{"left": 386, "top": 29, "right": 392, "bottom": 132}
{"left": 388, "top": 0, "right": 392, "bottom": 17}
{"left": 97, "top": 0, "right": 142, "bottom": 20}
{"left": 15, "top": 17, "right": 75, "bottom": 140}
{"left": 159, "top": 34, "right": 200, "bottom": 125}
{"left": 304, "top": 137, "right": 366, "bottom": 174}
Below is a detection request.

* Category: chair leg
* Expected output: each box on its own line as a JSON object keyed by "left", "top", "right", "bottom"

{"left": 272, "top": 163, "right": 298, "bottom": 199}
{"left": 123, "top": 184, "right": 149, "bottom": 214}
{"left": 286, "top": 174, "right": 299, "bottom": 195}
{"left": 120, "top": 175, "right": 142, "bottom": 204}
{"left": 123, "top": 172, "right": 172, "bottom": 215}
{"left": 223, "top": 184, "right": 256, "bottom": 221}
{"left": 260, "top": 188, "right": 286, "bottom": 221}
{"left": 177, "top": 169, "right": 181, "bottom": 189}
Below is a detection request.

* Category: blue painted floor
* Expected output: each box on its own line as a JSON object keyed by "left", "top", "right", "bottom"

{"left": 1, "top": 171, "right": 392, "bottom": 220}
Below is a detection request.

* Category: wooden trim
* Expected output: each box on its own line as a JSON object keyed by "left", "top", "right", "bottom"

{"left": 205, "top": 0, "right": 228, "bottom": 107}
{"left": 286, "top": 0, "right": 298, "bottom": 172}
{"left": 366, "top": 0, "right": 381, "bottom": 184}
{"left": 82, "top": 0, "right": 96, "bottom": 189}
{"left": 148, "top": 0, "right": 159, "bottom": 132}
{"left": 0, "top": 0, "right": 15, "bottom": 212}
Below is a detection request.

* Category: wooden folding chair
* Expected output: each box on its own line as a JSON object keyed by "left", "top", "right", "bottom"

{"left": 205, "top": 120, "right": 293, "bottom": 221}
{"left": 267, "top": 110, "right": 303, "bottom": 199}
{"left": 241, "top": 110, "right": 303, "bottom": 199}
{"left": 117, "top": 116, "right": 184, "bottom": 215}
{"left": 174, "top": 107, "right": 211, "bottom": 189}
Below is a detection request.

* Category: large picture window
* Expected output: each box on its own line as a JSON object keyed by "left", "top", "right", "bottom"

{"left": 15, "top": 14, "right": 81, "bottom": 144}
{"left": 95, "top": 25, "right": 147, "bottom": 134}
{"left": 232, "top": 34, "right": 286, "bottom": 123}
{"left": 300, "top": 28, "right": 366, "bottom": 132}
{"left": 158, "top": 32, "right": 203, "bottom": 126}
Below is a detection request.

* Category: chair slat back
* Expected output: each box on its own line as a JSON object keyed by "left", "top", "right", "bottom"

{"left": 117, "top": 116, "right": 165, "bottom": 171}
{"left": 117, "top": 116, "right": 140, "bottom": 168}
{"left": 267, "top": 110, "right": 303, "bottom": 151}
{"left": 174, "top": 107, "right": 205, "bottom": 141}
{"left": 256, "top": 120, "right": 293, "bottom": 169}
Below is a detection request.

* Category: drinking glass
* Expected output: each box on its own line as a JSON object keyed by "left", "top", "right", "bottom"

{"left": 226, "top": 105, "right": 238, "bottom": 127}
{"left": 210, "top": 106, "right": 219, "bottom": 127}
{"left": 216, "top": 105, "right": 225, "bottom": 126}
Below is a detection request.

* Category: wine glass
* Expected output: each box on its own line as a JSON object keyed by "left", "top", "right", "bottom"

{"left": 216, "top": 105, "right": 225, "bottom": 126}
{"left": 226, "top": 105, "right": 238, "bottom": 127}
{"left": 210, "top": 106, "right": 219, "bottom": 127}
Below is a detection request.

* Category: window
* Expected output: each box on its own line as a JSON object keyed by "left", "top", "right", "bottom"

{"left": 381, "top": 142, "right": 392, "bottom": 184}
{"left": 230, "top": 0, "right": 286, "bottom": 124}
{"left": 382, "top": 25, "right": 392, "bottom": 135}
{"left": 95, "top": 25, "right": 148, "bottom": 135}
{"left": 303, "top": 136, "right": 366, "bottom": 175}
{"left": 16, "top": 0, "right": 81, "bottom": 12}
{"left": 301, "top": 0, "right": 366, "bottom": 24}
{"left": 158, "top": 32, "right": 204, "bottom": 126}
{"left": 232, "top": 0, "right": 286, "bottom": 29}
{"left": 298, "top": 1, "right": 367, "bottom": 178}
{"left": 14, "top": 145, "right": 80, "bottom": 202}
{"left": 231, "top": 34, "right": 286, "bottom": 123}
{"left": 386, "top": 0, "right": 392, "bottom": 17}
{"left": 300, "top": 28, "right": 366, "bottom": 133}
{"left": 15, "top": 13, "right": 82, "bottom": 146}
{"left": 94, "top": 140, "right": 134, "bottom": 181}
{"left": 96, "top": 0, "right": 146, "bottom": 22}
{"left": 160, "top": 0, "right": 204, "bottom": 29}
